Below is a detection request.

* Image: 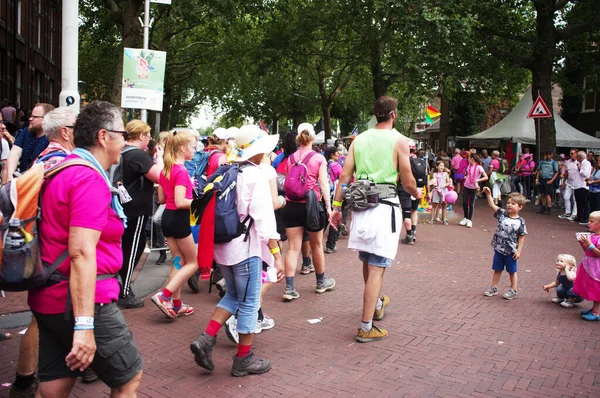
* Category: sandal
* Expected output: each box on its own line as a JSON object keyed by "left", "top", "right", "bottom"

{"left": 0, "top": 332, "right": 11, "bottom": 341}
{"left": 427, "top": 220, "right": 434, "bottom": 224}
{"left": 581, "top": 312, "right": 600, "bottom": 321}
{"left": 434, "top": 218, "right": 442, "bottom": 223}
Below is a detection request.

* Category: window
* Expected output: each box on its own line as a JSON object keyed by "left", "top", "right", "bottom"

{"left": 16, "top": 63, "right": 23, "bottom": 105}
{"left": 36, "top": 72, "right": 42, "bottom": 103}
{"left": 49, "top": 7, "right": 54, "bottom": 60}
{"left": 583, "top": 76, "right": 597, "bottom": 113}
{"left": 17, "top": 0, "right": 22, "bottom": 36}
{"left": 37, "top": 1, "right": 42, "bottom": 49}
{"left": 49, "top": 79, "right": 54, "bottom": 104}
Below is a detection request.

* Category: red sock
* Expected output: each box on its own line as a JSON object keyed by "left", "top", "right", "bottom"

{"left": 205, "top": 320, "right": 221, "bottom": 337}
{"left": 173, "top": 299, "right": 182, "bottom": 309}
{"left": 161, "top": 288, "right": 173, "bottom": 299}
{"left": 237, "top": 344, "right": 251, "bottom": 358}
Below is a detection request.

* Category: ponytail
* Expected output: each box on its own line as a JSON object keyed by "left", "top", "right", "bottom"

{"left": 163, "top": 130, "right": 194, "bottom": 179}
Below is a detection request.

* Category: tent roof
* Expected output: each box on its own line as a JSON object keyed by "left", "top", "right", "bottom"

{"left": 457, "top": 87, "right": 600, "bottom": 149}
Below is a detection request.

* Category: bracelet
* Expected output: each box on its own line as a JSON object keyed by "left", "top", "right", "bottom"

{"left": 589, "top": 244, "right": 596, "bottom": 251}
{"left": 74, "top": 317, "right": 94, "bottom": 326}
{"left": 74, "top": 325, "right": 94, "bottom": 331}
{"left": 270, "top": 247, "right": 280, "bottom": 254}
{"left": 333, "top": 200, "right": 343, "bottom": 207}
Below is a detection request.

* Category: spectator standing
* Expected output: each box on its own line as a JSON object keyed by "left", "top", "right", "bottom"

{"left": 560, "top": 149, "right": 579, "bottom": 220}
{"left": 480, "top": 149, "right": 492, "bottom": 172}
{"left": 459, "top": 153, "right": 488, "bottom": 228}
{"left": 587, "top": 156, "right": 600, "bottom": 213}
{"left": 535, "top": 150, "right": 559, "bottom": 215}
{"left": 571, "top": 151, "right": 592, "bottom": 225}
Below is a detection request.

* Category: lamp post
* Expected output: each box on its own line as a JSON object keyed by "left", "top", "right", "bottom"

{"left": 59, "top": 0, "right": 80, "bottom": 112}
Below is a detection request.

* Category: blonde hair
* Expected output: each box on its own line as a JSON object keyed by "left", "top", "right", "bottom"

{"left": 507, "top": 192, "right": 526, "bottom": 206}
{"left": 297, "top": 130, "right": 313, "bottom": 146}
{"left": 590, "top": 210, "right": 600, "bottom": 221}
{"left": 157, "top": 131, "right": 170, "bottom": 147}
{"left": 556, "top": 254, "right": 577, "bottom": 270}
{"left": 163, "top": 130, "right": 194, "bottom": 179}
{"left": 125, "top": 119, "right": 151, "bottom": 141}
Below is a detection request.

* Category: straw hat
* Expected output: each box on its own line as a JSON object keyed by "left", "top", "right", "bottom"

{"left": 233, "top": 125, "right": 279, "bottom": 161}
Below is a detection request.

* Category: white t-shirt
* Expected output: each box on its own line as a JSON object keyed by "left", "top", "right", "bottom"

{"left": 1, "top": 139, "right": 9, "bottom": 161}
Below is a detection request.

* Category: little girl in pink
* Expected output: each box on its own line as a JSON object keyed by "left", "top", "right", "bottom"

{"left": 574, "top": 210, "right": 600, "bottom": 321}
{"left": 428, "top": 160, "right": 451, "bottom": 225}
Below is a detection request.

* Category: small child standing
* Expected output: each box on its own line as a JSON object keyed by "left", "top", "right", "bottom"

{"left": 542, "top": 254, "right": 582, "bottom": 307}
{"left": 481, "top": 187, "right": 527, "bottom": 300}
{"left": 428, "top": 160, "right": 451, "bottom": 225}
{"left": 574, "top": 211, "right": 600, "bottom": 321}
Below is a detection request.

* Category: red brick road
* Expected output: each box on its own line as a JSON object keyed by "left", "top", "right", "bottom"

{"left": 1, "top": 201, "right": 600, "bottom": 397}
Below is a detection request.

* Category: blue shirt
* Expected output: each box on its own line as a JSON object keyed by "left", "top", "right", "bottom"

{"left": 537, "top": 159, "right": 558, "bottom": 179}
{"left": 14, "top": 128, "right": 49, "bottom": 172}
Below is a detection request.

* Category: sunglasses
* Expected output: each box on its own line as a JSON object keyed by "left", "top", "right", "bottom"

{"left": 106, "top": 129, "right": 129, "bottom": 140}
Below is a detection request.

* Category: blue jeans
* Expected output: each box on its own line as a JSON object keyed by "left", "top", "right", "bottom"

{"left": 358, "top": 251, "right": 392, "bottom": 268}
{"left": 217, "top": 257, "right": 262, "bottom": 334}
{"left": 557, "top": 285, "right": 583, "bottom": 302}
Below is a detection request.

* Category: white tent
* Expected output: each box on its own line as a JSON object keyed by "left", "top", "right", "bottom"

{"left": 457, "top": 87, "right": 600, "bottom": 148}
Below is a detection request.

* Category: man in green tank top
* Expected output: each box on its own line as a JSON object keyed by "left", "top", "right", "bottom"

{"left": 330, "top": 96, "right": 422, "bottom": 343}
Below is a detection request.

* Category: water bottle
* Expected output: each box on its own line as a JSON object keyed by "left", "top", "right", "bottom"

{"left": 5, "top": 218, "right": 25, "bottom": 250}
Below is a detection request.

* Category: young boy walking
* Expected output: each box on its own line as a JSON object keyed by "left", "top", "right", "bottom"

{"left": 481, "top": 187, "right": 527, "bottom": 300}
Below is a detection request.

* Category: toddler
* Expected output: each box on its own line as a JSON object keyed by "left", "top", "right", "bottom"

{"left": 542, "top": 254, "right": 582, "bottom": 307}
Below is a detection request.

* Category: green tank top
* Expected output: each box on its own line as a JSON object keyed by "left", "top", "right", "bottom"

{"left": 353, "top": 128, "right": 400, "bottom": 185}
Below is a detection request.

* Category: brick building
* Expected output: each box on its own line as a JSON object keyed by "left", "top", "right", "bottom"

{"left": 0, "top": 0, "right": 61, "bottom": 112}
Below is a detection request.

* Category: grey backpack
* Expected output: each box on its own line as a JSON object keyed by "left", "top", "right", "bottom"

{"left": 343, "top": 178, "right": 380, "bottom": 212}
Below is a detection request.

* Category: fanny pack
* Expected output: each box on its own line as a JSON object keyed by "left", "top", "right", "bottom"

{"left": 344, "top": 178, "right": 399, "bottom": 232}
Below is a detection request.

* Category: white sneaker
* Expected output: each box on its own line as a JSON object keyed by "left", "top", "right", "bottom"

{"left": 254, "top": 316, "right": 275, "bottom": 334}
{"left": 225, "top": 315, "right": 239, "bottom": 344}
{"left": 551, "top": 297, "right": 564, "bottom": 303}
{"left": 560, "top": 301, "right": 575, "bottom": 308}
{"left": 459, "top": 218, "right": 468, "bottom": 226}
{"left": 466, "top": 220, "right": 473, "bottom": 228}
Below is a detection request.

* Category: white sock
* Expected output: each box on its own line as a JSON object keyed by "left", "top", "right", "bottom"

{"left": 376, "top": 297, "right": 383, "bottom": 311}
{"left": 360, "top": 320, "right": 372, "bottom": 332}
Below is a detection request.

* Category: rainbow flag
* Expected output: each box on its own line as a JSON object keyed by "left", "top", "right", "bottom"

{"left": 425, "top": 105, "right": 441, "bottom": 124}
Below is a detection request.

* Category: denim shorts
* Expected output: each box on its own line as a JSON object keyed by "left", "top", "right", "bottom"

{"left": 216, "top": 256, "right": 262, "bottom": 334}
{"left": 358, "top": 251, "right": 392, "bottom": 268}
{"left": 492, "top": 250, "right": 518, "bottom": 273}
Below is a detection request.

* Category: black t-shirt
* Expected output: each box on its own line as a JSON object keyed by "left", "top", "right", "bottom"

{"left": 122, "top": 145, "right": 154, "bottom": 217}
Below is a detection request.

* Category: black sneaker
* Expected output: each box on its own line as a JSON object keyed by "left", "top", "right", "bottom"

{"left": 187, "top": 270, "right": 200, "bottom": 293}
{"left": 190, "top": 332, "right": 217, "bottom": 371}
{"left": 324, "top": 246, "right": 336, "bottom": 254}
{"left": 231, "top": 351, "right": 271, "bottom": 377}
{"left": 536, "top": 206, "right": 546, "bottom": 214}
{"left": 117, "top": 292, "right": 144, "bottom": 309}
{"left": 156, "top": 250, "right": 167, "bottom": 265}
{"left": 400, "top": 235, "right": 414, "bottom": 245}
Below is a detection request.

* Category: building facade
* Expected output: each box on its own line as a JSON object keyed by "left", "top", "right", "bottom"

{"left": 0, "top": 0, "right": 61, "bottom": 111}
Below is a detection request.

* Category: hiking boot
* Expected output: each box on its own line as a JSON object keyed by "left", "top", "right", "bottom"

{"left": 356, "top": 325, "right": 388, "bottom": 343}
{"left": 231, "top": 351, "right": 271, "bottom": 377}
{"left": 187, "top": 270, "right": 201, "bottom": 293}
{"left": 324, "top": 246, "right": 336, "bottom": 254}
{"left": 225, "top": 315, "right": 239, "bottom": 344}
{"left": 401, "top": 235, "right": 415, "bottom": 245}
{"left": 300, "top": 262, "right": 315, "bottom": 275}
{"left": 483, "top": 286, "right": 498, "bottom": 297}
{"left": 536, "top": 206, "right": 546, "bottom": 214}
{"left": 174, "top": 303, "right": 195, "bottom": 317}
{"left": 117, "top": 292, "right": 144, "bottom": 309}
{"left": 156, "top": 250, "right": 167, "bottom": 265}
{"left": 151, "top": 292, "right": 176, "bottom": 319}
{"left": 315, "top": 277, "right": 336, "bottom": 294}
{"left": 81, "top": 368, "right": 99, "bottom": 384}
{"left": 190, "top": 332, "right": 217, "bottom": 371}
{"left": 9, "top": 375, "right": 39, "bottom": 398}
{"left": 373, "top": 295, "right": 390, "bottom": 321}
{"left": 283, "top": 287, "right": 300, "bottom": 301}
{"left": 254, "top": 316, "right": 275, "bottom": 334}
{"left": 216, "top": 278, "right": 227, "bottom": 298}
{"left": 503, "top": 289, "right": 518, "bottom": 300}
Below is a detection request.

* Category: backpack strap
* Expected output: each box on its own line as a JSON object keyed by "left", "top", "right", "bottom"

{"left": 300, "top": 151, "right": 317, "bottom": 165}
{"left": 379, "top": 199, "right": 400, "bottom": 233}
{"left": 36, "top": 151, "right": 68, "bottom": 165}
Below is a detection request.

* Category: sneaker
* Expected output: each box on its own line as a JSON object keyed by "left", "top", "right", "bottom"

{"left": 581, "top": 312, "right": 600, "bottom": 321}
{"left": 447, "top": 205, "right": 453, "bottom": 211}
{"left": 117, "top": 293, "right": 144, "bottom": 309}
{"left": 81, "top": 368, "right": 99, "bottom": 384}
{"left": 558, "top": 213, "right": 570, "bottom": 219}
{"left": 283, "top": 287, "right": 300, "bottom": 301}
{"left": 483, "top": 286, "right": 498, "bottom": 297}
{"left": 551, "top": 297, "right": 564, "bottom": 303}
{"left": 151, "top": 292, "right": 176, "bottom": 319}
{"left": 315, "top": 277, "right": 336, "bottom": 294}
{"left": 216, "top": 278, "right": 227, "bottom": 298}
{"left": 459, "top": 218, "right": 468, "bottom": 226}
{"left": 324, "top": 246, "right": 337, "bottom": 254}
{"left": 340, "top": 223, "right": 349, "bottom": 237}
{"left": 442, "top": 220, "right": 449, "bottom": 225}
{"left": 356, "top": 325, "right": 388, "bottom": 343}
{"left": 190, "top": 332, "right": 217, "bottom": 371}
{"left": 174, "top": 303, "right": 195, "bottom": 317}
{"left": 466, "top": 220, "right": 472, "bottom": 228}
{"left": 187, "top": 270, "right": 200, "bottom": 293}
{"left": 560, "top": 300, "right": 575, "bottom": 308}
{"left": 503, "top": 289, "right": 518, "bottom": 300}
{"left": 156, "top": 250, "right": 167, "bottom": 265}
{"left": 254, "top": 316, "right": 275, "bottom": 334}
{"left": 231, "top": 351, "right": 271, "bottom": 377}
{"left": 225, "top": 315, "right": 239, "bottom": 344}
{"left": 525, "top": 199, "right": 531, "bottom": 203}
{"left": 568, "top": 217, "right": 578, "bottom": 222}
{"left": 579, "top": 221, "right": 588, "bottom": 225}
{"left": 400, "top": 235, "right": 415, "bottom": 245}
{"left": 300, "top": 262, "right": 315, "bottom": 275}
{"left": 373, "top": 295, "right": 390, "bottom": 321}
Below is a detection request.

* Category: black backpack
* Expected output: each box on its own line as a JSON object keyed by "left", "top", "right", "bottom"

{"left": 410, "top": 157, "right": 427, "bottom": 188}
{"left": 109, "top": 146, "right": 144, "bottom": 195}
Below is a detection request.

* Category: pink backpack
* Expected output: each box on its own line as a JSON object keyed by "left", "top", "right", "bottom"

{"left": 284, "top": 151, "right": 317, "bottom": 200}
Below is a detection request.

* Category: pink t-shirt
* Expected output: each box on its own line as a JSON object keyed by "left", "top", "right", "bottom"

{"left": 490, "top": 158, "right": 500, "bottom": 172}
{"left": 206, "top": 150, "right": 226, "bottom": 177}
{"left": 286, "top": 149, "right": 326, "bottom": 202}
{"left": 160, "top": 163, "right": 193, "bottom": 210}
{"left": 28, "top": 155, "right": 124, "bottom": 314}
{"left": 464, "top": 164, "right": 485, "bottom": 189}
{"left": 451, "top": 154, "right": 463, "bottom": 171}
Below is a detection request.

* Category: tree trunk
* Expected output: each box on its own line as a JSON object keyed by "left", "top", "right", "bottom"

{"left": 271, "top": 115, "right": 279, "bottom": 136}
{"left": 110, "top": 0, "right": 145, "bottom": 106}
{"left": 371, "top": 46, "right": 387, "bottom": 99}
{"left": 531, "top": 0, "right": 557, "bottom": 155}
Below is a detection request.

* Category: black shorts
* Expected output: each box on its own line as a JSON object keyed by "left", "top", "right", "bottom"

{"left": 282, "top": 201, "right": 326, "bottom": 232}
{"left": 537, "top": 179, "right": 554, "bottom": 195}
{"left": 398, "top": 186, "right": 419, "bottom": 211}
{"left": 34, "top": 303, "right": 143, "bottom": 387}
{"left": 162, "top": 209, "right": 191, "bottom": 239}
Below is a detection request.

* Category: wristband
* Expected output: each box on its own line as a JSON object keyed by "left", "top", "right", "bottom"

{"left": 333, "top": 200, "right": 343, "bottom": 207}
{"left": 74, "top": 325, "right": 94, "bottom": 331}
{"left": 270, "top": 247, "right": 280, "bottom": 254}
{"left": 589, "top": 244, "right": 596, "bottom": 251}
{"left": 75, "top": 317, "right": 94, "bottom": 326}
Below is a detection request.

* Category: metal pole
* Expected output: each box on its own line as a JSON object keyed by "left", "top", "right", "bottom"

{"left": 58, "top": 0, "right": 80, "bottom": 111}
{"left": 140, "top": 0, "right": 150, "bottom": 122}
{"left": 537, "top": 118, "right": 541, "bottom": 166}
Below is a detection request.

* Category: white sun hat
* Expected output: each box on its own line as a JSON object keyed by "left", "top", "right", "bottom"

{"left": 234, "top": 125, "right": 279, "bottom": 161}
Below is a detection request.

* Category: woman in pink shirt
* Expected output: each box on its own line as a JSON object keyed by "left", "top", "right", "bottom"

{"left": 281, "top": 123, "right": 335, "bottom": 301}
{"left": 459, "top": 153, "right": 488, "bottom": 228}
{"left": 151, "top": 130, "right": 198, "bottom": 319}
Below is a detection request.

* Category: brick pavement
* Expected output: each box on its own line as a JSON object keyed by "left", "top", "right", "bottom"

{"left": 1, "top": 200, "right": 600, "bottom": 397}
